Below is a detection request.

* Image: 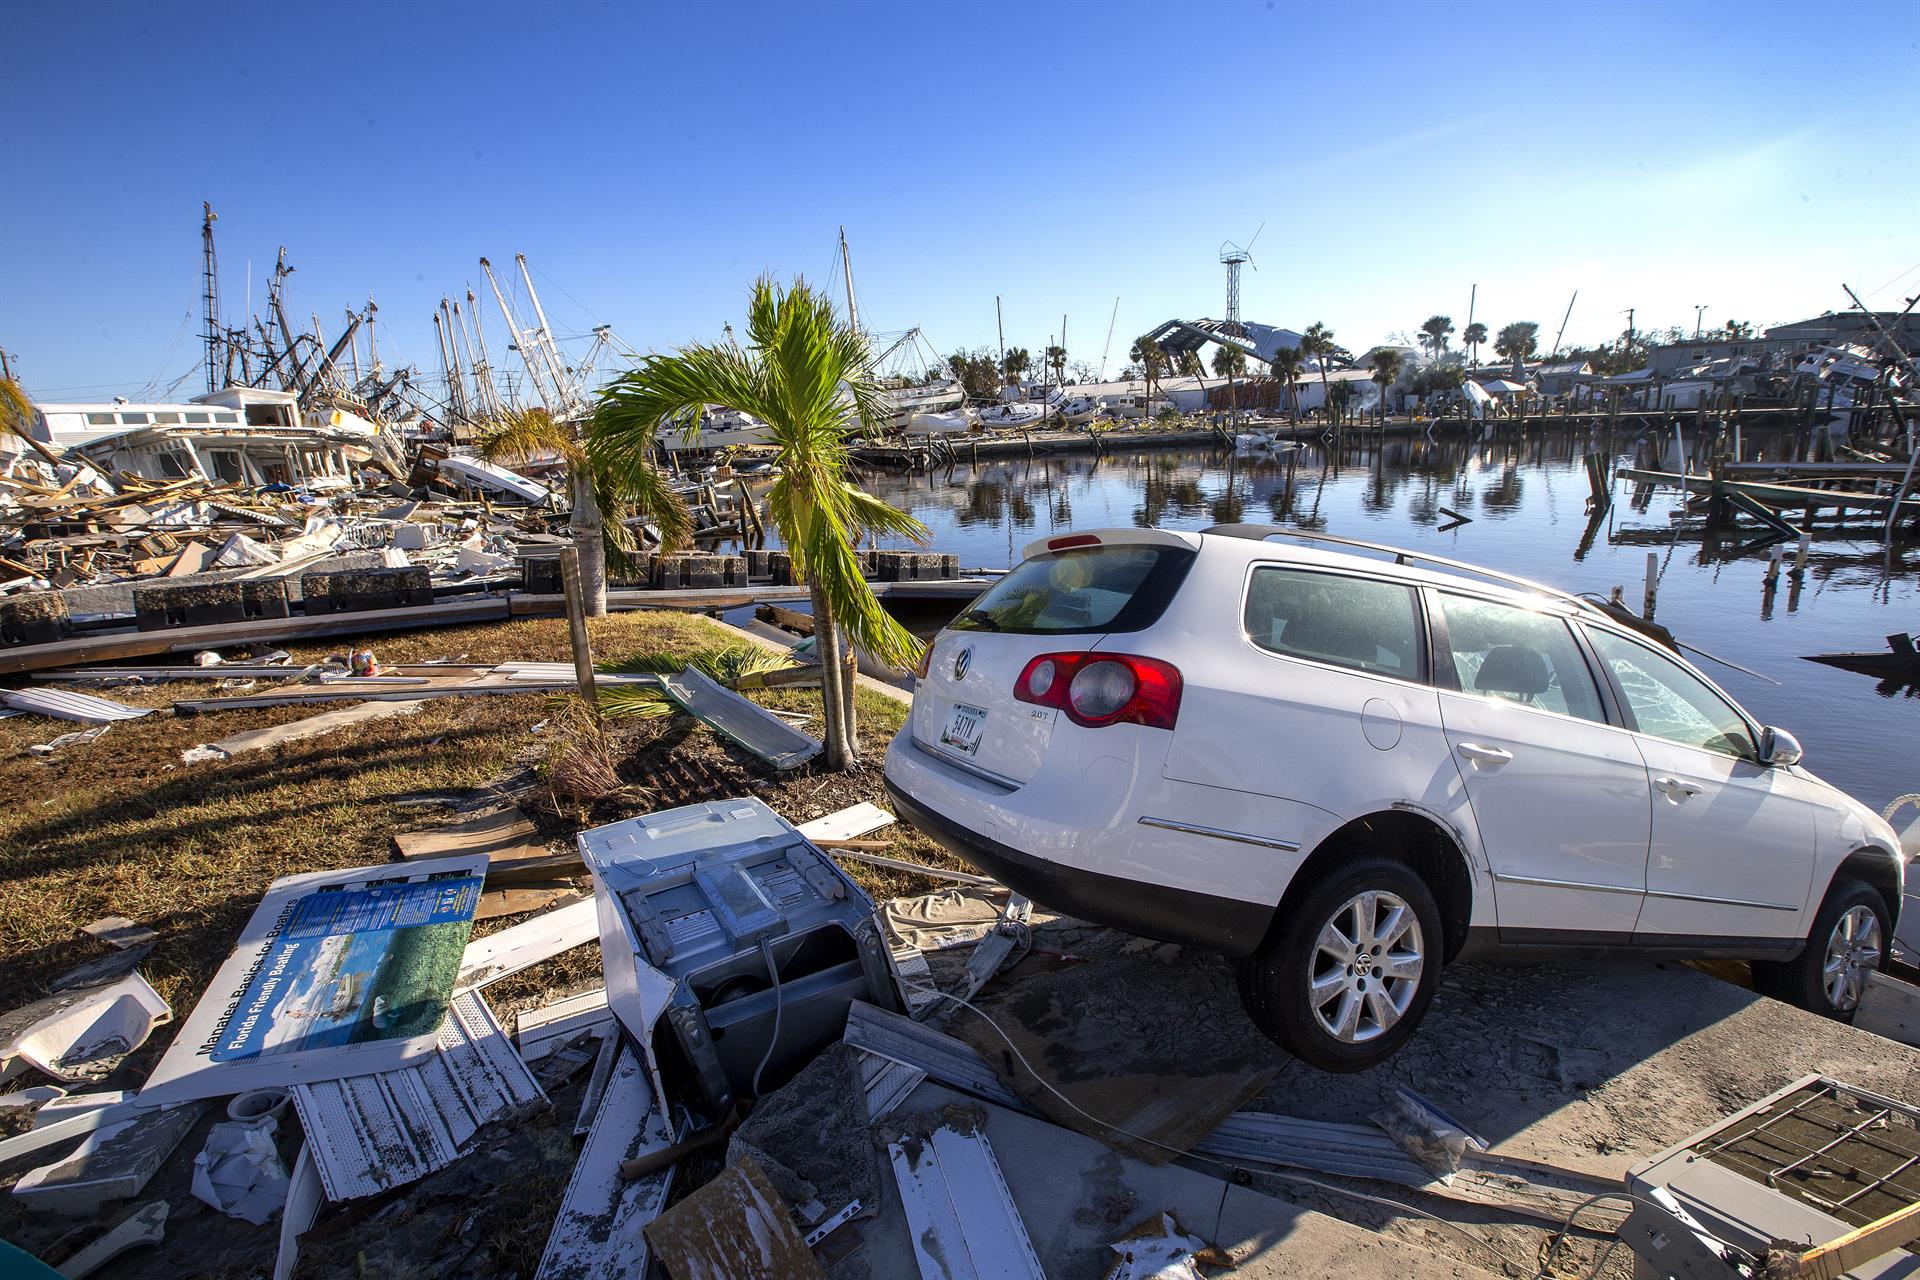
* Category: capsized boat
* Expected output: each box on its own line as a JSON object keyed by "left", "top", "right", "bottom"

{"left": 906, "top": 408, "right": 977, "bottom": 435}
{"left": 1059, "top": 396, "right": 1105, "bottom": 426}
{"left": 977, "top": 402, "right": 1047, "bottom": 431}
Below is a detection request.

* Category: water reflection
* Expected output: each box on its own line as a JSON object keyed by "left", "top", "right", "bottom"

{"left": 846, "top": 426, "right": 1920, "bottom": 807}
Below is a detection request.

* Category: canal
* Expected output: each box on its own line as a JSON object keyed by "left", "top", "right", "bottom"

{"left": 839, "top": 428, "right": 1920, "bottom": 810}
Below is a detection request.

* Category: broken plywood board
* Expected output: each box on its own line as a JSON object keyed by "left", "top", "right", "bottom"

{"left": 534, "top": 1044, "right": 679, "bottom": 1280}
{"left": 1855, "top": 970, "right": 1920, "bottom": 1048}
{"left": 659, "top": 666, "right": 822, "bottom": 771}
{"left": 475, "top": 883, "right": 589, "bottom": 922}
{"left": 192, "top": 697, "right": 423, "bottom": 758}
{"left": 454, "top": 895, "right": 597, "bottom": 992}
{"left": 795, "top": 801, "right": 894, "bottom": 844}
{"left": 394, "top": 804, "right": 548, "bottom": 863}
{"left": 887, "top": 1117, "right": 1044, "bottom": 1280}
{"left": 643, "top": 1156, "right": 825, "bottom": 1280}
{"left": 290, "top": 989, "right": 543, "bottom": 1201}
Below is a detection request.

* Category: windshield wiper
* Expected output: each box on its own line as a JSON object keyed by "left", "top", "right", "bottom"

{"left": 959, "top": 609, "right": 1002, "bottom": 631}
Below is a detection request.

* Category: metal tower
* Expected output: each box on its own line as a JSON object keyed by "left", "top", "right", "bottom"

{"left": 1217, "top": 223, "right": 1264, "bottom": 338}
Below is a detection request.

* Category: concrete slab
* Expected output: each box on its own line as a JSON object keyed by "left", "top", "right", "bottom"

{"left": 844, "top": 1084, "right": 1498, "bottom": 1280}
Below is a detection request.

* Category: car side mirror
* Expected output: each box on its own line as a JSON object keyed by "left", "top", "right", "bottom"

{"left": 1760, "top": 726, "right": 1803, "bottom": 768}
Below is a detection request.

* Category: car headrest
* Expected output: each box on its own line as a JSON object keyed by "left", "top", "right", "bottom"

{"left": 1475, "top": 645, "right": 1552, "bottom": 697}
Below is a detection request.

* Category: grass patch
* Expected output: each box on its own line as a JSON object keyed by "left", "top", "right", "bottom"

{"left": 0, "top": 609, "right": 967, "bottom": 1056}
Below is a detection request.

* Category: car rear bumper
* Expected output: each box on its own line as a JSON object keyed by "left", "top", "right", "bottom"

{"left": 883, "top": 772, "right": 1276, "bottom": 957}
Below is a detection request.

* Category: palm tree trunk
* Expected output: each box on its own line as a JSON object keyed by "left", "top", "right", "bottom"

{"left": 811, "top": 581, "right": 855, "bottom": 768}
{"left": 569, "top": 467, "right": 608, "bottom": 617}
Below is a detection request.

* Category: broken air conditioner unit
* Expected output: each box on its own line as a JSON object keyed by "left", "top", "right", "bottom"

{"left": 578, "top": 798, "right": 902, "bottom": 1115}
{"left": 1624, "top": 1074, "right": 1920, "bottom": 1279}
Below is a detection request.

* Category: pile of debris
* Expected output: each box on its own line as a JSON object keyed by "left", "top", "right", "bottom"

{"left": 8, "top": 786, "right": 1920, "bottom": 1280}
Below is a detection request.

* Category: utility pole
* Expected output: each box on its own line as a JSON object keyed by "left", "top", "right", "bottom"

{"left": 201, "top": 203, "right": 221, "bottom": 393}
{"left": 1625, "top": 308, "right": 1636, "bottom": 350}
{"left": 0, "top": 347, "right": 13, "bottom": 382}
{"left": 1695, "top": 305, "right": 1707, "bottom": 340}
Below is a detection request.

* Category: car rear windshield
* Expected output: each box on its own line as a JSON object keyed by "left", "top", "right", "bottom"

{"left": 951, "top": 544, "right": 1195, "bottom": 635}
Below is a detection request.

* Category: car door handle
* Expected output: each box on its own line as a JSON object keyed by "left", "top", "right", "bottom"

{"left": 1457, "top": 742, "right": 1513, "bottom": 765}
{"left": 1655, "top": 775, "right": 1702, "bottom": 798}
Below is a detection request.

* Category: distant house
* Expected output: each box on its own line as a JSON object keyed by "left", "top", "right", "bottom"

{"left": 1533, "top": 360, "right": 1593, "bottom": 396}
{"left": 1643, "top": 312, "right": 1918, "bottom": 378}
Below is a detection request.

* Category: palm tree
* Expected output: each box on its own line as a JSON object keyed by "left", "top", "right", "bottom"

{"left": 1174, "top": 349, "right": 1203, "bottom": 379}
{"left": 1129, "top": 335, "right": 1167, "bottom": 409}
{"left": 1494, "top": 321, "right": 1540, "bottom": 373}
{"left": 1300, "top": 322, "right": 1336, "bottom": 425}
{"left": 590, "top": 277, "right": 929, "bottom": 769}
{"left": 0, "top": 376, "right": 33, "bottom": 445}
{"left": 1370, "top": 348, "right": 1403, "bottom": 425}
{"left": 1419, "top": 315, "right": 1454, "bottom": 361}
{"left": 1212, "top": 344, "right": 1247, "bottom": 424}
{"left": 1462, "top": 322, "right": 1488, "bottom": 366}
{"left": 1044, "top": 344, "right": 1067, "bottom": 385}
{"left": 1269, "top": 346, "right": 1306, "bottom": 420}
{"left": 1002, "top": 346, "right": 1031, "bottom": 387}
{"left": 478, "top": 407, "right": 686, "bottom": 616}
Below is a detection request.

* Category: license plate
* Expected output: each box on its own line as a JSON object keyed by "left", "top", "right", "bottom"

{"left": 940, "top": 702, "right": 988, "bottom": 757}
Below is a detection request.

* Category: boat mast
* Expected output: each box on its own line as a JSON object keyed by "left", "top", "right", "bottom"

{"left": 201, "top": 203, "right": 221, "bottom": 393}
{"left": 465, "top": 286, "right": 507, "bottom": 417}
{"left": 515, "top": 254, "right": 579, "bottom": 419}
{"left": 996, "top": 296, "right": 1006, "bottom": 394}
{"left": 838, "top": 227, "right": 860, "bottom": 335}
{"left": 481, "top": 257, "right": 560, "bottom": 418}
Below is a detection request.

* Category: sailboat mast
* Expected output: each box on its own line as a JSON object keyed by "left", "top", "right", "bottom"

{"left": 838, "top": 227, "right": 859, "bottom": 334}
{"left": 995, "top": 296, "right": 1005, "bottom": 392}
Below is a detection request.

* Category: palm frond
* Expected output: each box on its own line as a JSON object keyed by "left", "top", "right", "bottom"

{"left": 0, "top": 377, "right": 32, "bottom": 436}
{"left": 478, "top": 407, "right": 582, "bottom": 468}
{"left": 598, "top": 651, "right": 695, "bottom": 676}
{"left": 595, "top": 685, "right": 679, "bottom": 721}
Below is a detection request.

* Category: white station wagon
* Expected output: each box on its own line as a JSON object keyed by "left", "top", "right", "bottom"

{"left": 884, "top": 526, "right": 1905, "bottom": 1070}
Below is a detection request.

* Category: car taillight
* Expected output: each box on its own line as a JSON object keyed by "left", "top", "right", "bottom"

{"left": 913, "top": 643, "right": 933, "bottom": 681}
{"left": 1014, "top": 652, "right": 1182, "bottom": 730}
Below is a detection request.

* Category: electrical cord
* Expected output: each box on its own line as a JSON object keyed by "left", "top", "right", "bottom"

{"left": 892, "top": 974, "right": 1554, "bottom": 1279}
{"left": 751, "top": 937, "right": 784, "bottom": 1099}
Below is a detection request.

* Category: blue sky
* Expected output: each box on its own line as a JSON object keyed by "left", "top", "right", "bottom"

{"left": 3, "top": 0, "right": 1916, "bottom": 402}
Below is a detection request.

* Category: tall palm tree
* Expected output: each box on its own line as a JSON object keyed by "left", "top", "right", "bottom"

{"left": 1044, "top": 344, "right": 1067, "bottom": 385}
{"left": 1300, "top": 322, "right": 1336, "bottom": 425}
{"left": 1212, "top": 344, "right": 1247, "bottom": 424}
{"left": 589, "top": 277, "right": 928, "bottom": 770}
{"left": 479, "top": 407, "right": 688, "bottom": 616}
{"left": 1002, "top": 346, "right": 1031, "bottom": 386}
{"left": 1269, "top": 346, "right": 1306, "bottom": 420}
{"left": 1370, "top": 348, "right": 1403, "bottom": 425}
{"left": 1494, "top": 321, "right": 1540, "bottom": 373}
{"left": 1419, "top": 315, "right": 1454, "bottom": 361}
{"left": 1129, "top": 335, "right": 1166, "bottom": 409}
{"left": 1462, "top": 321, "right": 1488, "bottom": 366}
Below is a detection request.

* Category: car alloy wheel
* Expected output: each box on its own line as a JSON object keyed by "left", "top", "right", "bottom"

{"left": 1308, "top": 890, "right": 1425, "bottom": 1043}
{"left": 1824, "top": 904, "right": 1883, "bottom": 1012}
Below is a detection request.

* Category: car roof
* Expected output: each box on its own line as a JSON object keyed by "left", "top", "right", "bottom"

{"left": 1020, "top": 526, "right": 1593, "bottom": 618}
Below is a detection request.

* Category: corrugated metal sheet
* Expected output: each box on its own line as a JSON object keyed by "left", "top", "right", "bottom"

{"left": 291, "top": 990, "right": 543, "bottom": 1201}
{"left": 658, "top": 667, "right": 822, "bottom": 770}
{"left": 2, "top": 689, "right": 155, "bottom": 723}
{"left": 535, "top": 1044, "right": 679, "bottom": 1280}
{"left": 888, "top": 1124, "right": 1045, "bottom": 1280}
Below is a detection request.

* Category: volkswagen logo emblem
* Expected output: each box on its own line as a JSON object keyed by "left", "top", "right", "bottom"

{"left": 952, "top": 647, "right": 973, "bottom": 681}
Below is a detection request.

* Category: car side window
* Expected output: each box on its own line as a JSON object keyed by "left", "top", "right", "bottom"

{"left": 1435, "top": 594, "right": 1605, "bottom": 723}
{"left": 1244, "top": 568, "right": 1420, "bottom": 679}
{"left": 1586, "top": 628, "right": 1757, "bottom": 758}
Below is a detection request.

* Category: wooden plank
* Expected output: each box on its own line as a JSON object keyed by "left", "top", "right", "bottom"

{"left": 474, "top": 884, "right": 588, "bottom": 922}
{"left": 1785, "top": 1200, "right": 1920, "bottom": 1279}
{"left": 1852, "top": 970, "right": 1920, "bottom": 1047}
{"left": 0, "top": 596, "right": 512, "bottom": 676}
{"left": 1620, "top": 468, "right": 1920, "bottom": 514}
{"left": 754, "top": 602, "right": 814, "bottom": 635}
{"left": 395, "top": 805, "right": 549, "bottom": 863}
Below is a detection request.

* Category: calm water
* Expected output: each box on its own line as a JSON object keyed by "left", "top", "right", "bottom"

{"left": 837, "top": 429, "right": 1920, "bottom": 810}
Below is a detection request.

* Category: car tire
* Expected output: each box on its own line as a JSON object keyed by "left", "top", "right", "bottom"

{"left": 1236, "top": 857, "right": 1443, "bottom": 1072}
{"left": 1752, "top": 878, "right": 1890, "bottom": 1022}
